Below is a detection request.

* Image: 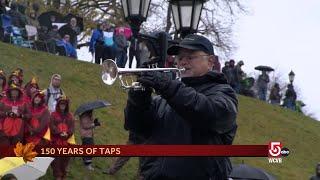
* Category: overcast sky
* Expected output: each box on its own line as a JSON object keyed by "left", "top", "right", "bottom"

{"left": 233, "top": 0, "right": 320, "bottom": 120}
{"left": 78, "top": 0, "right": 320, "bottom": 120}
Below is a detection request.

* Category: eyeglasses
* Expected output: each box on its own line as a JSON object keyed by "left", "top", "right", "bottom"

{"left": 175, "top": 54, "right": 211, "bottom": 62}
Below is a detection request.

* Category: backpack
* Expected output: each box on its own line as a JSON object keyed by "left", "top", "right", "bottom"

{"left": 46, "top": 88, "right": 63, "bottom": 105}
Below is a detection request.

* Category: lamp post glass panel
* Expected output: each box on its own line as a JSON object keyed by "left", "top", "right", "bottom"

{"left": 121, "top": 0, "right": 151, "bottom": 36}
{"left": 289, "top": 70, "right": 295, "bottom": 84}
{"left": 170, "top": 0, "right": 207, "bottom": 38}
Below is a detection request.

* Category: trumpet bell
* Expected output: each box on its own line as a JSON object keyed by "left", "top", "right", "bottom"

{"left": 101, "top": 59, "right": 118, "bottom": 85}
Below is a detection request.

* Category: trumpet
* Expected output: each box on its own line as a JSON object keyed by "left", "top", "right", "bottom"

{"left": 101, "top": 59, "right": 184, "bottom": 90}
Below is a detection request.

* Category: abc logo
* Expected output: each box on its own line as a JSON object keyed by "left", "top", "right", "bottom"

{"left": 281, "top": 147, "right": 290, "bottom": 157}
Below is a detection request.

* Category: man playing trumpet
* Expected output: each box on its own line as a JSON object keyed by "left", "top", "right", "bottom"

{"left": 124, "top": 34, "right": 238, "bottom": 180}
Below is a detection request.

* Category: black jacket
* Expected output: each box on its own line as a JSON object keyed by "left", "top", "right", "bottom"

{"left": 125, "top": 71, "right": 238, "bottom": 180}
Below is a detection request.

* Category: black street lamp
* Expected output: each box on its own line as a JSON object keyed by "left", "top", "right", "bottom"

{"left": 169, "top": 0, "right": 208, "bottom": 38}
{"left": 289, "top": 70, "right": 295, "bottom": 84}
{"left": 121, "top": 0, "right": 151, "bottom": 37}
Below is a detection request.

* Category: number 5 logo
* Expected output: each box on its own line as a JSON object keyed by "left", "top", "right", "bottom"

{"left": 269, "top": 142, "right": 282, "bottom": 157}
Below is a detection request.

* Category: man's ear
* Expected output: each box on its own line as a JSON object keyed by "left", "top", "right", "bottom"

{"left": 208, "top": 55, "right": 215, "bottom": 70}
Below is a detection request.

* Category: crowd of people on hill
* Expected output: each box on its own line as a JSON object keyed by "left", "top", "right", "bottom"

{"left": 0, "top": 1, "right": 149, "bottom": 68}
{"left": 0, "top": 2, "right": 80, "bottom": 59}
{"left": 220, "top": 59, "right": 302, "bottom": 113}
{"left": 0, "top": 66, "right": 106, "bottom": 178}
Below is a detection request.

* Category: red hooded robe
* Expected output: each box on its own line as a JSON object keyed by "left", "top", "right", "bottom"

{"left": 0, "top": 85, "right": 31, "bottom": 145}
{"left": 25, "top": 92, "right": 50, "bottom": 145}
{"left": 49, "top": 97, "right": 74, "bottom": 145}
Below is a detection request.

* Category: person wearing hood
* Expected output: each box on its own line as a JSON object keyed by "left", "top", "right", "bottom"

{"left": 23, "top": 77, "right": 40, "bottom": 104}
{"left": 0, "top": 84, "right": 31, "bottom": 145}
{"left": 310, "top": 163, "right": 320, "bottom": 180}
{"left": 283, "top": 84, "right": 297, "bottom": 110}
{"left": 234, "top": 60, "right": 245, "bottom": 93}
{"left": 45, "top": 74, "right": 64, "bottom": 113}
{"left": 269, "top": 83, "right": 281, "bottom": 105}
{"left": 124, "top": 34, "right": 238, "bottom": 180}
{"left": 7, "top": 71, "right": 23, "bottom": 88}
{"left": 25, "top": 91, "right": 50, "bottom": 145}
{"left": 0, "top": 70, "right": 7, "bottom": 99}
{"left": 50, "top": 95, "right": 74, "bottom": 180}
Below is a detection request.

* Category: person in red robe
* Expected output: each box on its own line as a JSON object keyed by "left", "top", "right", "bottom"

{"left": 0, "top": 70, "right": 7, "bottom": 99}
{"left": 7, "top": 71, "right": 23, "bottom": 88}
{"left": 23, "top": 77, "right": 40, "bottom": 105}
{"left": 25, "top": 91, "right": 50, "bottom": 145}
{"left": 50, "top": 95, "right": 74, "bottom": 180}
{"left": 0, "top": 84, "right": 31, "bottom": 145}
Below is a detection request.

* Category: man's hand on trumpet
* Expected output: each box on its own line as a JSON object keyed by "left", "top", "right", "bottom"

{"left": 137, "top": 71, "right": 171, "bottom": 94}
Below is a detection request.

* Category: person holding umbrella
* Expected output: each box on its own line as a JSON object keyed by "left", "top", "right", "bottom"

{"left": 257, "top": 71, "right": 270, "bottom": 101}
{"left": 78, "top": 110, "right": 100, "bottom": 171}
{"left": 75, "top": 100, "right": 110, "bottom": 171}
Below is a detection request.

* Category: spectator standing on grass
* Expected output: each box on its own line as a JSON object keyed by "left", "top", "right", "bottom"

{"left": 283, "top": 84, "right": 297, "bottom": 110}
{"left": 45, "top": 74, "right": 64, "bottom": 113}
{"left": 269, "top": 83, "right": 281, "bottom": 105}
{"left": 257, "top": 71, "right": 270, "bottom": 101}
{"left": 89, "top": 22, "right": 107, "bottom": 64}
{"left": 115, "top": 28, "right": 128, "bottom": 68}
{"left": 79, "top": 110, "right": 101, "bottom": 171}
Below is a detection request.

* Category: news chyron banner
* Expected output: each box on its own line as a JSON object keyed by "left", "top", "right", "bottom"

{"left": 0, "top": 142, "right": 290, "bottom": 163}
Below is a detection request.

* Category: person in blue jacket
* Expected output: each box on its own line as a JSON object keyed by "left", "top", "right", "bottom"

{"left": 57, "top": 34, "right": 77, "bottom": 59}
{"left": 89, "top": 22, "right": 108, "bottom": 64}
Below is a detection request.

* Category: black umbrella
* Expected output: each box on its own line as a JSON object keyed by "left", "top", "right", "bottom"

{"left": 229, "top": 164, "right": 276, "bottom": 180}
{"left": 58, "top": 25, "right": 77, "bottom": 44}
{"left": 63, "top": 13, "right": 84, "bottom": 32}
{"left": 75, "top": 100, "right": 111, "bottom": 116}
{"left": 38, "top": 11, "right": 63, "bottom": 28}
{"left": 255, "top": 65, "right": 274, "bottom": 72}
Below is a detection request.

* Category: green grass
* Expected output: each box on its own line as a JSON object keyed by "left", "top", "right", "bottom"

{"left": 1, "top": 42, "right": 319, "bottom": 180}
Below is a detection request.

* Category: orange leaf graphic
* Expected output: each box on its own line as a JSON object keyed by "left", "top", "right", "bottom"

{"left": 14, "top": 142, "right": 24, "bottom": 157}
{"left": 14, "top": 142, "right": 38, "bottom": 163}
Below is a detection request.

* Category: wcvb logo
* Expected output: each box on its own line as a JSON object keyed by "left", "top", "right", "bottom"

{"left": 268, "top": 142, "right": 282, "bottom": 157}
{"left": 268, "top": 142, "right": 290, "bottom": 164}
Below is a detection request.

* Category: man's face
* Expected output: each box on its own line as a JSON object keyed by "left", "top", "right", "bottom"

{"left": 70, "top": 18, "right": 77, "bottom": 27}
{"left": 52, "top": 77, "right": 61, "bottom": 88}
{"left": 176, "top": 49, "right": 213, "bottom": 78}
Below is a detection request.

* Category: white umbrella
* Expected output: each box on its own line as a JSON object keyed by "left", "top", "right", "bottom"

{"left": 4, "top": 157, "right": 54, "bottom": 180}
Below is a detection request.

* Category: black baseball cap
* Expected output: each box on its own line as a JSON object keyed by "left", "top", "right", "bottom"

{"left": 167, "top": 34, "right": 214, "bottom": 55}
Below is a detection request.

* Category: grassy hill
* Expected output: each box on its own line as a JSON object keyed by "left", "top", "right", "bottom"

{"left": 0, "top": 42, "right": 319, "bottom": 180}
